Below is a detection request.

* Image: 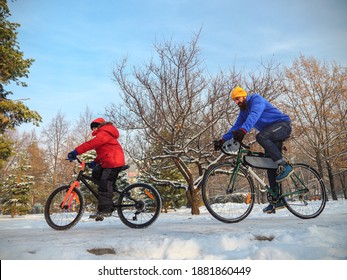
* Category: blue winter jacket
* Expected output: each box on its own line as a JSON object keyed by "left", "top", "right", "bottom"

{"left": 223, "top": 94, "right": 290, "bottom": 141}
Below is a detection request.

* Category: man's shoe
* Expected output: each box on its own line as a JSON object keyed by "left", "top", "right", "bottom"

{"left": 263, "top": 201, "right": 285, "bottom": 214}
{"left": 89, "top": 212, "right": 97, "bottom": 219}
{"left": 263, "top": 204, "right": 275, "bottom": 214}
{"left": 276, "top": 163, "right": 293, "bottom": 182}
{"left": 89, "top": 210, "right": 113, "bottom": 221}
{"left": 274, "top": 200, "right": 285, "bottom": 210}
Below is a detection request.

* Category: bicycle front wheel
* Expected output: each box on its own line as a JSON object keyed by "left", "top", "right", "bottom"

{"left": 280, "top": 163, "right": 326, "bottom": 219}
{"left": 117, "top": 183, "right": 162, "bottom": 228}
{"left": 202, "top": 162, "right": 255, "bottom": 223}
{"left": 44, "top": 185, "right": 85, "bottom": 230}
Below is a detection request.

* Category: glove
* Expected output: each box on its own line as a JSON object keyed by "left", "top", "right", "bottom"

{"left": 232, "top": 129, "right": 246, "bottom": 142}
{"left": 67, "top": 150, "right": 78, "bottom": 162}
{"left": 87, "top": 161, "right": 96, "bottom": 169}
{"left": 213, "top": 139, "right": 225, "bottom": 151}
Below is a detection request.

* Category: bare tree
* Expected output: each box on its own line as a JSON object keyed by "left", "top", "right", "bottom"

{"left": 41, "top": 111, "right": 71, "bottom": 190}
{"left": 26, "top": 131, "right": 50, "bottom": 206}
{"left": 245, "top": 57, "right": 286, "bottom": 103}
{"left": 108, "top": 32, "right": 236, "bottom": 214}
{"left": 73, "top": 106, "right": 95, "bottom": 143}
{"left": 283, "top": 55, "right": 347, "bottom": 200}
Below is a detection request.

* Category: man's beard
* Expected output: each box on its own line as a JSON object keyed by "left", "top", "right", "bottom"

{"left": 238, "top": 101, "right": 247, "bottom": 111}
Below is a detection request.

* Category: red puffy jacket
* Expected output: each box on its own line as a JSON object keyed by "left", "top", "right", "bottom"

{"left": 75, "top": 122, "right": 125, "bottom": 168}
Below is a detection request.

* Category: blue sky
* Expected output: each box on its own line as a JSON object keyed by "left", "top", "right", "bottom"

{"left": 7, "top": 0, "right": 347, "bottom": 132}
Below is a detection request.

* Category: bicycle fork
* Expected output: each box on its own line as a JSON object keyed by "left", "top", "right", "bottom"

{"left": 61, "top": 181, "right": 80, "bottom": 210}
{"left": 227, "top": 164, "right": 254, "bottom": 204}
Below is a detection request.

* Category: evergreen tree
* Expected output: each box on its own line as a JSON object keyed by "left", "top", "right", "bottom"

{"left": 0, "top": 148, "right": 33, "bottom": 217}
{"left": 0, "top": 0, "right": 41, "bottom": 167}
{"left": 116, "top": 170, "right": 130, "bottom": 190}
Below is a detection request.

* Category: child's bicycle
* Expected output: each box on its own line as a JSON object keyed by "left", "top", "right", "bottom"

{"left": 202, "top": 139, "right": 327, "bottom": 223}
{"left": 44, "top": 158, "right": 162, "bottom": 230}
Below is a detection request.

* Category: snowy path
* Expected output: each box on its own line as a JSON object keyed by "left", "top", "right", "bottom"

{"left": 1, "top": 200, "right": 346, "bottom": 260}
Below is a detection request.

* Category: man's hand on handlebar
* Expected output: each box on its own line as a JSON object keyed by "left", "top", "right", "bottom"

{"left": 232, "top": 129, "right": 246, "bottom": 142}
{"left": 213, "top": 139, "right": 225, "bottom": 151}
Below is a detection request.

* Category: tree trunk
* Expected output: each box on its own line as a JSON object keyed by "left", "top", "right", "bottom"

{"left": 186, "top": 185, "right": 200, "bottom": 215}
{"left": 339, "top": 172, "right": 347, "bottom": 199}
{"left": 315, "top": 150, "right": 324, "bottom": 180}
{"left": 326, "top": 160, "right": 337, "bottom": 200}
{"left": 11, "top": 204, "right": 16, "bottom": 218}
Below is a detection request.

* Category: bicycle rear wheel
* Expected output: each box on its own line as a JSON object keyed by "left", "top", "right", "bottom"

{"left": 44, "top": 185, "right": 85, "bottom": 230}
{"left": 117, "top": 183, "right": 162, "bottom": 228}
{"left": 202, "top": 162, "right": 255, "bottom": 223}
{"left": 280, "top": 163, "right": 326, "bottom": 219}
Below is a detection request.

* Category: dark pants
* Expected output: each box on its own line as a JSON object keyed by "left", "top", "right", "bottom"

{"left": 97, "top": 168, "right": 120, "bottom": 212}
{"left": 256, "top": 121, "right": 292, "bottom": 191}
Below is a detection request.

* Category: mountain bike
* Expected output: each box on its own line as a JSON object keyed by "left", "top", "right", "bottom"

{"left": 44, "top": 158, "right": 162, "bottom": 230}
{"left": 202, "top": 139, "right": 327, "bottom": 223}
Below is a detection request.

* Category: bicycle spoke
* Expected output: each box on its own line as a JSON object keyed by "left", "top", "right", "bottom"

{"left": 202, "top": 162, "right": 254, "bottom": 223}
{"left": 117, "top": 183, "right": 161, "bottom": 228}
{"left": 44, "top": 186, "right": 84, "bottom": 230}
{"left": 281, "top": 163, "right": 326, "bottom": 219}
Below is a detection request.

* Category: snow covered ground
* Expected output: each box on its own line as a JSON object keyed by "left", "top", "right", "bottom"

{"left": 1, "top": 200, "right": 346, "bottom": 279}
{"left": 1, "top": 199, "right": 346, "bottom": 260}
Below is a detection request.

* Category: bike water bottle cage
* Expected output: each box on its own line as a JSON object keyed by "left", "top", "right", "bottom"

{"left": 221, "top": 139, "right": 240, "bottom": 155}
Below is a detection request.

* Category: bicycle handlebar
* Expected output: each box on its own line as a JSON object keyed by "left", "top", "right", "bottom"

{"left": 65, "top": 157, "right": 82, "bottom": 163}
{"left": 213, "top": 138, "right": 251, "bottom": 156}
{"left": 66, "top": 157, "right": 85, "bottom": 172}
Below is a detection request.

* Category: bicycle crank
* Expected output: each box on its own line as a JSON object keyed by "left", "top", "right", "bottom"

{"left": 267, "top": 192, "right": 281, "bottom": 204}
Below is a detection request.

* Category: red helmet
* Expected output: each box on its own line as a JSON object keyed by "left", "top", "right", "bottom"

{"left": 90, "top": 118, "right": 105, "bottom": 130}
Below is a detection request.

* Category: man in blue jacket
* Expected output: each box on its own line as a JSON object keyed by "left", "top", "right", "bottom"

{"left": 215, "top": 86, "right": 293, "bottom": 213}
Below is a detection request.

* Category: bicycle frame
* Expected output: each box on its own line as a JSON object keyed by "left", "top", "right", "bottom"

{"left": 202, "top": 139, "right": 327, "bottom": 223}
{"left": 228, "top": 150, "right": 274, "bottom": 195}
{"left": 60, "top": 160, "right": 142, "bottom": 211}
{"left": 45, "top": 158, "right": 162, "bottom": 230}
{"left": 227, "top": 145, "right": 308, "bottom": 201}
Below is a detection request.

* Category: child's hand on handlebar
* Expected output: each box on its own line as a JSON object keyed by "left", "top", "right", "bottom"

{"left": 67, "top": 150, "right": 78, "bottom": 162}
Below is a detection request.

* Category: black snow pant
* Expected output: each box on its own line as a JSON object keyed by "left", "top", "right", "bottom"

{"left": 97, "top": 168, "right": 120, "bottom": 212}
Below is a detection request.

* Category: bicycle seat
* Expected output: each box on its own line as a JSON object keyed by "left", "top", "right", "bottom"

{"left": 282, "top": 136, "right": 295, "bottom": 142}
{"left": 119, "top": 165, "right": 130, "bottom": 171}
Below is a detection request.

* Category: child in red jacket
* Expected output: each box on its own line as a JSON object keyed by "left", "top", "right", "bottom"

{"left": 68, "top": 118, "right": 125, "bottom": 220}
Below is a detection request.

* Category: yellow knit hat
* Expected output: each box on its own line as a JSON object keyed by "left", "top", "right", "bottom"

{"left": 231, "top": 86, "right": 247, "bottom": 100}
